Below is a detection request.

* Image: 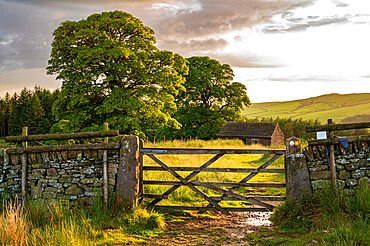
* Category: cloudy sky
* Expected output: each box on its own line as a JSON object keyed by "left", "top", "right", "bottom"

{"left": 0, "top": 0, "right": 369, "bottom": 103}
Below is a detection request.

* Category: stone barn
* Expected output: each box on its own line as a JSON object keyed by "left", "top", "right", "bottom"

{"left": 218, "top": 122, "right": 284, "bottom": 146}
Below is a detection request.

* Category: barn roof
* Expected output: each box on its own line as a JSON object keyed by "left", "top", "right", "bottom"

{"left": 218, "top": 122, "right": 279, "bottom": 138}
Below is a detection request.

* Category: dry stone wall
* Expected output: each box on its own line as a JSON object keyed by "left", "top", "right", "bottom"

{"left": 303, "top": 140, "right": 370, "bottom": 195}
{"left": 0, "top": 149, "right": 119, "bottom": 203}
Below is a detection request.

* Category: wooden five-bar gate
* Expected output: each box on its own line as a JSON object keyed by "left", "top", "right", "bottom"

{"left": 139, "top": 147, "right": 286, "bottom": 215}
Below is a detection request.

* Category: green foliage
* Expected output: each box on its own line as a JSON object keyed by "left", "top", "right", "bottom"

{"left": 323, "top": 219, "right": 369, "bottom": 246}
{"left": 163, "top": 56, "right": 251, "bottom": 140}
{"left": 0, "top": 87, "right": 59, "bottom": 137}
{"left": 47, "top": 11, "right": 188, "bottom": 139}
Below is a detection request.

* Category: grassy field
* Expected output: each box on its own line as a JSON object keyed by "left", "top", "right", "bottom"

{"left": 242, "top": 93, "right": 370, "bottom": 124}
{"left": 142, "top": 139, "right": 285, "bottom": 208}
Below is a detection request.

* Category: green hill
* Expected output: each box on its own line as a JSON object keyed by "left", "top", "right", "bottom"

{"left": 242, "top": 93, "right": 370, "bottom": 124}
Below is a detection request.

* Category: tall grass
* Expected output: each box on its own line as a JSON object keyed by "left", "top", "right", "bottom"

{"left": 271, "top": 180, "right": 370, "bottom": 245}
{"left": 143, "top": 139, "right": 286, "bottom": 207}
{"left": 0, "top": 199, "right": 29, "bottom": 246}
{"left": 0, "top": 196, "right": 166, "bottom": 245}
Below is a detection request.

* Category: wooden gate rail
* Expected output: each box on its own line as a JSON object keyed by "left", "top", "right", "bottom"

{"left": 153, "top": 206, "right": 269, "bottom": 212}
{"left": 140, "top": 148, "right": 285, "bottom": 155}
{"left": 209, "top": 196, "right": 286, "bottom": 201}
{"left": 140, "top": 147, "right": 285, "bottom": 214}
{"left": 143, "top": 181, "right": 285, "bottom": 187}
{"left": 143, "top": 167, "right": 284, "bottom": 173}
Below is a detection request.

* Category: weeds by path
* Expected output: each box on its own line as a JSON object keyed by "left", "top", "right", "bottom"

{"left": 271, "top": 180, "right": 369, "bottom": 245}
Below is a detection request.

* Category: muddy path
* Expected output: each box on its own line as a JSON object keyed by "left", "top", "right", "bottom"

{"left": 147, "top": 211, "right": 295, "bottom": 246}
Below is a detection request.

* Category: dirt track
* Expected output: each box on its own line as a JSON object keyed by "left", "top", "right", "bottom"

{"left": 148, "top": 211, "right": 292, "bottom": 246}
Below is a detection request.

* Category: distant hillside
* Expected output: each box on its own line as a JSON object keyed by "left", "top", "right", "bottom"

{"left": 242, "top": 93, "right": 370, "bottom": 124}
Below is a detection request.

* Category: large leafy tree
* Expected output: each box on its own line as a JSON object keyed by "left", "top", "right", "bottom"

{"left": 47, "top": 11, "right": 188, "bottom": 138}
{"left": 167, "top": 56, "right": 251, "bottom": 139}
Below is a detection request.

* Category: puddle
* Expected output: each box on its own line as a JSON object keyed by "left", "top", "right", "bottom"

{"left": 241, "top": 212, "right": 272, "bottom": 227}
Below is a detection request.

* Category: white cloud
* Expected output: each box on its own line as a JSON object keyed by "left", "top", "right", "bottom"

{"left": 151, "top": 1, "right": 202, "bottom": 14}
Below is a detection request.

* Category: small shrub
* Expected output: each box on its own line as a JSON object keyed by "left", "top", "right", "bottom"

{"left": 126, "top": 207, "right": 166, "bottom": 234}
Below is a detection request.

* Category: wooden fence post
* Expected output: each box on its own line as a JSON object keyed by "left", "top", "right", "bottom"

{"left": 103, "top": 122, "right": 109, "bottom": 206}
{"left": 21, "top": 126, "right": 28, "bottom": 202}
{"left": 327, "top": 119, "right": 338, "bottom": 192}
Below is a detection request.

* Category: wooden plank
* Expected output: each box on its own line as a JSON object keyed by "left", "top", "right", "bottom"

{"left": 210, "top": 196, "right": 286, "bottom": 201}
{"left": 141, "top": 148, "right": 286, "bottom": 155}
{"left": 192, "top": 180, "right": 274, "bottom": 210}
{"left": 21, "top": 127, "right": 28, "bottom": 202}
{"left": 148, "top": 154, "right": 224, "bottom": 206}
{"left": 154, "top": 205, "right": 270, "bottom": 212}
{"left": 5, "top": 130, "right": 119, "bottom": 142}
{"left": 6, "top": 143, "right": 120, "bottom": 154}
{"left": 143, "top": 166, "right": 285, "bottom": 173}
{"left": 306, "top": 122, "right": 370, "bottom": 132}
{"left": 143, "top": 194, "right": 169, "bottom": 199}
{"left": 145, "top": 181, "right": 192, "bottom": 185}
{"left": 308, "top": 135, "right": 370, "bottom": 146}
{"left": 146, "top": 154, "right": 231, "bottom": 215}
{"left": 144, "top": 180, "right": 286, "bottom": 187}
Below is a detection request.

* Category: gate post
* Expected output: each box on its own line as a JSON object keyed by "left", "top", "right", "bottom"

{"left": 285, "top": 137, "right": 312, "bottom": 202}
{"left": 116, "top": 135, "right": 140, "bottom": 209}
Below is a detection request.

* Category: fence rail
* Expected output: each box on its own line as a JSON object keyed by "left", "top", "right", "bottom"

{"left": 4, "top": 130, "right": 119, "bottom": 142}
{"left": 144, "top": 180, "right": 286, "bottom": 187}
{"left": 143, "top": 166, "right": 285, "bottom": 173}
{"left": 5, "top": 143, "right": 120, "bottom": 154}
{"left": 306, "top": 122, "right": 370, "bottom": 132}
{"left": 140, "top": 147, "right": 285, "bottom": 155}
{"left": 308, "top": 135, "right": 370, "bottom": 146}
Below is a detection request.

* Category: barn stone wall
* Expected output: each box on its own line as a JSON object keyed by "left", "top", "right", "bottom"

{"left": 271, "top": 127, "right": 285, "bottom": 146}
{"left": 245, "top": 137, "right": 270, "bottom": 146}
